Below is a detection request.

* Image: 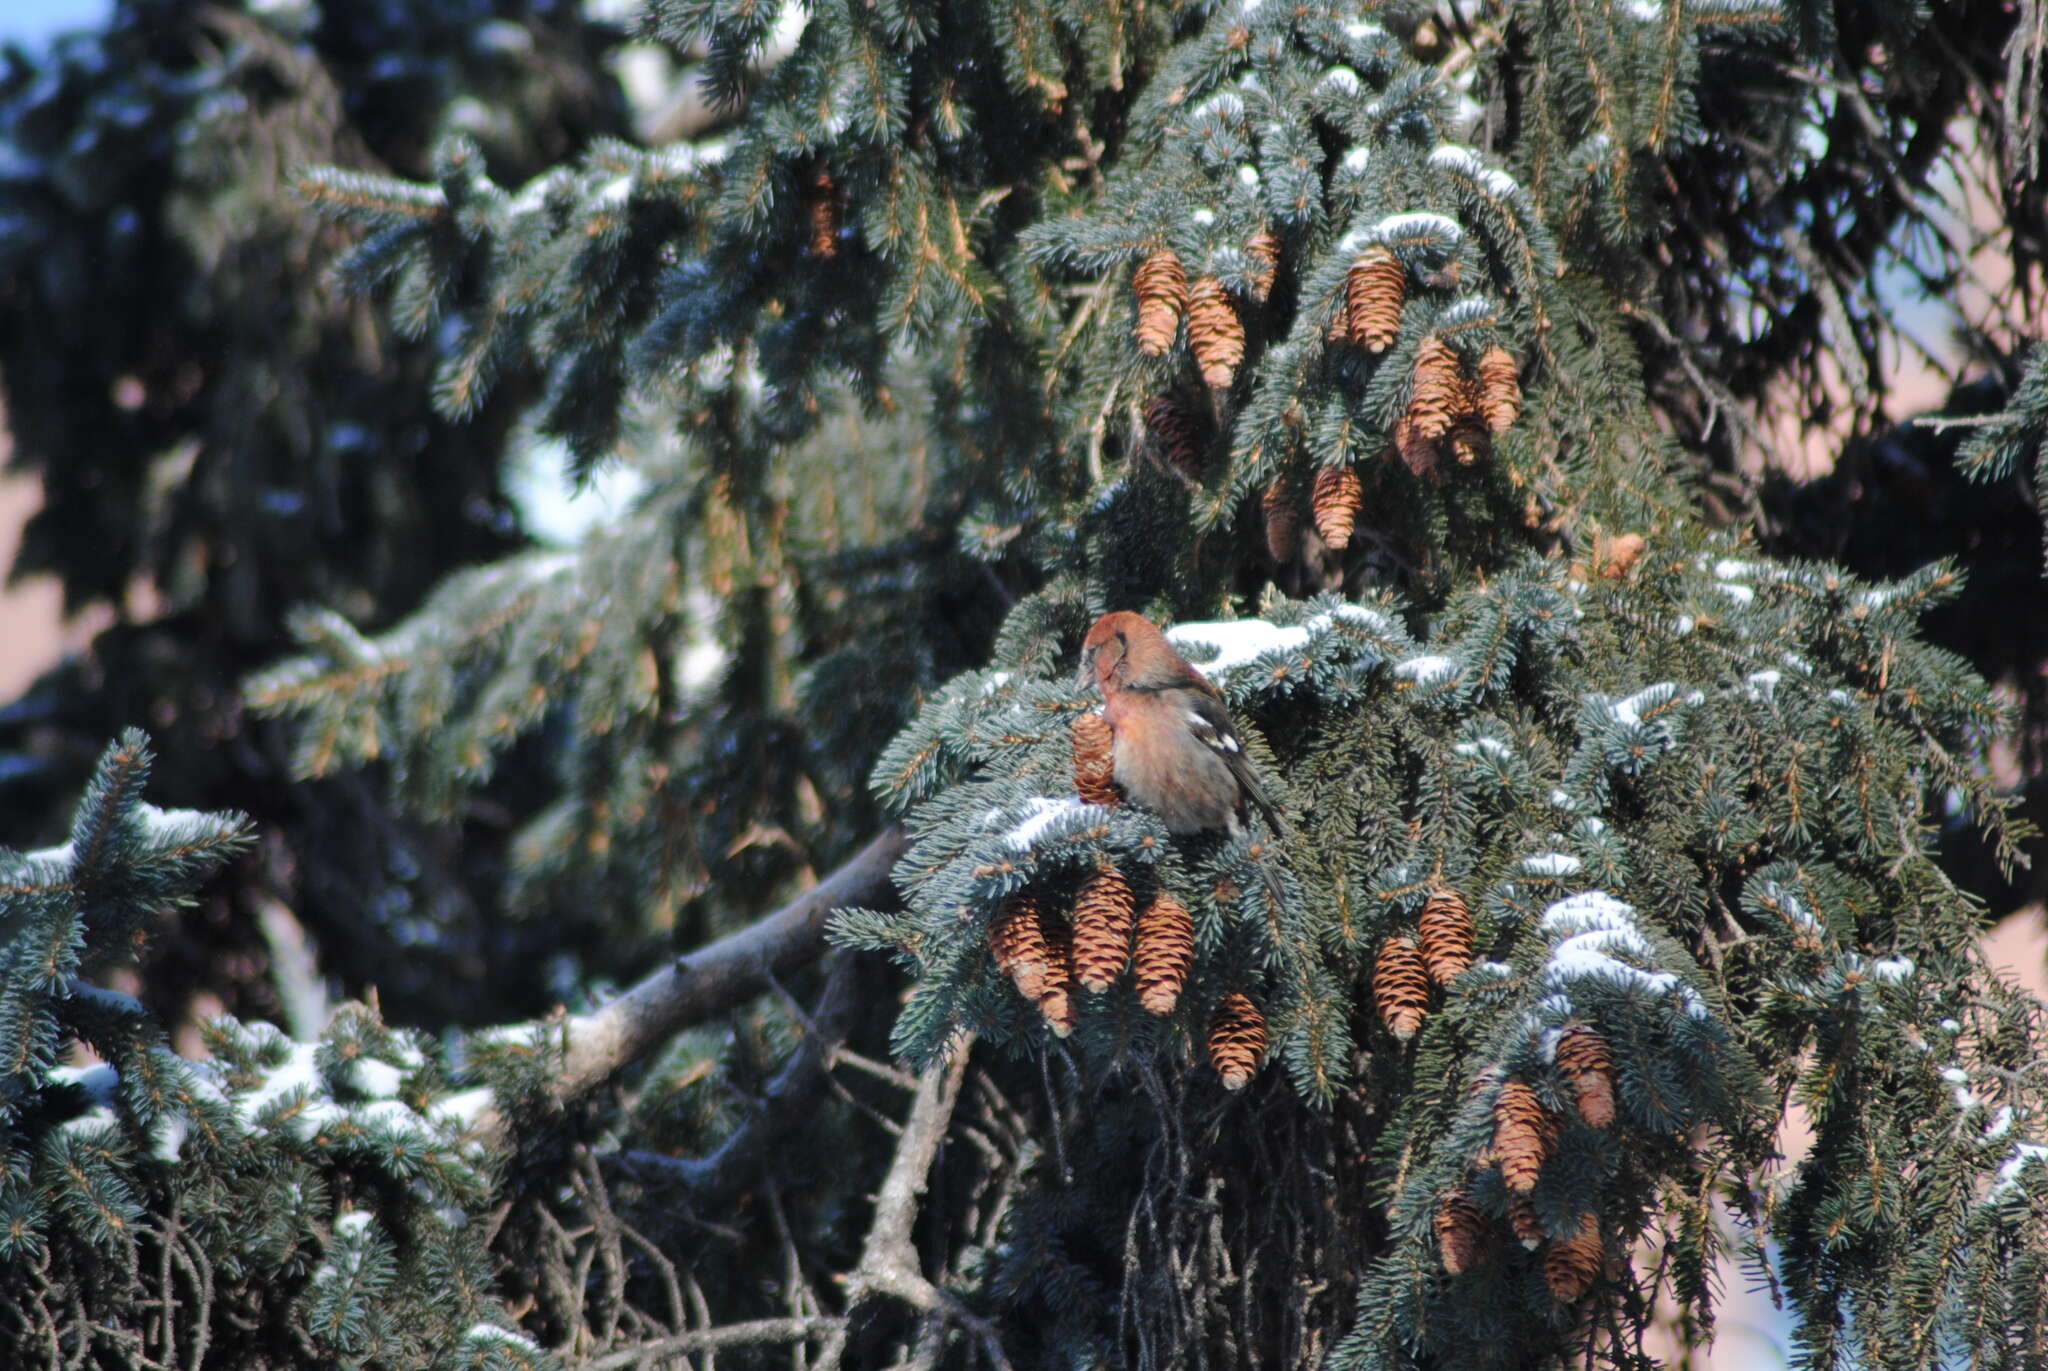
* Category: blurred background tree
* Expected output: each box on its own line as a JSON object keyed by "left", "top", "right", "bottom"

{"left": 1, "top": 0, "right": 2046, "bottom": 1368}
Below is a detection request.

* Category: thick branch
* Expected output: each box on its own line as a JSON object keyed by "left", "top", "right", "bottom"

{"left": 579, "top": 1317, "right": 842, "bottom": 1370}
{"left": 477, "top": 827, "right": 908, "bottom": 1146}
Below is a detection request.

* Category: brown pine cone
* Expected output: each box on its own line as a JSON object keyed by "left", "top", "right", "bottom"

{"left": 1508, "top": 1195, "right": 1546, "bottom": 1250}
{"left": 1447, "top": 420, "right": 1490, "bottom": 467}
{"left": 1207, "top": 990, "right": 1268, "bottom": 1090}
{"left": 1417, "top": 886, "right": 1474, "bottom": 987}
{"left": 1245, "top": 228, "right": 1281, "bottom": 303}
{"left": 989, "top": 895, "right": 1075, "bottom": 1036}
{"left": 1144, "top": 394, "right": 1204, "bottom": 481}
{"left": 1477, "top": 345, "right": 1521, "bottom": 433}
{"left": 1345, "top": 245, "right": 1405, "bottom": 351}
{"left": 1493, "top": 1078, "right": 1560, "bottom": 1193}
{"left": 1186, "top": 276, "right": 1245, "bottom": 389}
{"left": 1037, "top": 917, "right": 1077, "bottom": 1037}
{"left": 1134, "top": 891, "right": 1196, "bottom": 1015}
{"left": 1435, "top": 1189, "right": 1490, "bottom": 1273}
{"left": 1310, "top": 466, "right": 1363, "bottom": 550}
{"left": 1262, "top": 474, "right": 1300, "bottom": 562}
{"left": 1555, "top": 1024, "right": 1617, "bottom": 1128}
{"left": 1072, "top": 864, "right": 1137, "bottom": 992}
{"left": 1542, "top": 1212, "right": 1603, "bottom": 1302}
{"left": 804, "top": 167, "right": 838, "bottom": 259}
{"left": 1070, "top": 713, "right": 1120, "bottom": 807}
{"left": 1133, "top": 248, "right": 1188, "bottom": 356}
{"left": 1408, "top": 337, "right": 1465, "bottom": 441}
{"left": 1373, "top": 935, "right": 1430, "bottom": 1042}
{"left": 1392, "top": 414, "right": 1440, "bottom": 482}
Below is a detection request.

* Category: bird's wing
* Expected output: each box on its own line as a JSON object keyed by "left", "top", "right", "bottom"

{"left": 1181, "top": 691, "right": 1289, "bottom": 840}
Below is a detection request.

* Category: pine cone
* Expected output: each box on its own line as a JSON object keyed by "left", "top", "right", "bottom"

{"left": 1262, "top": 474, "right": 1299, "bottom": 562}
{"left": 1071, "top": 713, "right": 1120, "bottom": 807}
{"left": 1435, "top": 1189, "right": 1490, "bottom": 1273}
{"left": 1345, "top": 245, "right": 1405, "bottom": 351}
{"left": 1448, "top": 420, "right": 1490, "bottom": 467}
{"left": 1134, "top": 891, "right": 1196, "bottom": 1014}
{"left": 1133, "top": 248, "right": 1188, "bottom": 356}
{"left": 989, "top": 895, "right": 1074, "bottom": 1036}
{"left": 1373, "top": 935, "right": 1430, "bottom": 1042}
{"left": 804, "top": 167, "right": 838, "bottom": 259}
{"left": 1310, "top": 466, "right": 1362, "bottom": 550}
{"left": 1508, "top": 1195, "right": 1546, "bottom": 1250}
{"left": 1542, "top": 1212, "right": 1603, "bottom": 1303}
{"left": 1477, "top": 345, "right": 1521, "bottom": 433}
{"left": 1598, "top": 531, "right": 1646, "bottom": 579}
{"left": 1186, "top": 275, "right": 1245, "bottom": 389}
{"left": 1408, "top": 338, "right": 1465, "bottom": 441}
{"left": 1245, "top": 228, "right": 1281, "bottom": 303}
{"left": 1555, "top": 1024, "right": 1617, "bottom": 1128}
{"left": 1207, "top": 990, "right": 1268, "bottom": 1090}
{"left": 1038, "top": 918, "right": 1077, "bottom": 1037}
{"left": 1144, "top": 394, "right": 1204, "bottom": 482}
{"left": 1417, "top": 886, "right": 1474, "bottom": 987}
{"left": 1392, "top": 415, "right": 1440, "bottom": 482}
{"left": 1493, "top": 1078, "right": 1559, "bottom": 1193}
{"left": 1072, "top": 863, "right": 1137, "bottom": 992}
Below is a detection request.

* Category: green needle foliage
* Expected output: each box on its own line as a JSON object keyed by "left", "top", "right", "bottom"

{"left": 5, "top": 0, "right": 2048, "bottom": 1368}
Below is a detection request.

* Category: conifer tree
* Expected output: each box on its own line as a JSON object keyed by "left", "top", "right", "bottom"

{"left": 5, "top": 1, "right": 2048, "bottom": 1368}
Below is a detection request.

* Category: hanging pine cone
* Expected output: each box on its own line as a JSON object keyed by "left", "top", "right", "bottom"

{"left": 1493, "top": 1078, "right": 1560, "bottom": 1193}
{"left": 1477, "top": 345, "right": 1521, "bottom": 433}
{"left": 1262, "top": 474, "right": 1299, "bottom": 562}
{"left": 1508, "top": 1195, "right": 1546, "bottom": 1250}
{"left": 1598, "top": 531, "right": 1646, "bottom": 579}
{"left": 1207, "top": 990, "right": 1268, "bottom": 1090}
{"left": 802, "top": 167, "right": 839, "bottom": 258}
{"left": 1144, "top": 394, "right": 1204, "bottom": 482}
{"left": 1186, "top": 275, "right": 1245, "bottom": 389}
{"left": 1344, "top": 245, "right": 1405, "bottom": 351}
{"left": 989, "top": 895, "right": 1074, "bottom": 1036}
{"left": 1373, "top": 935, "right": 1430, "bottom": 1042}
{"left": 1418, "top": 886, "right": 1474, "bottom": 986}
{"left": 1448, "top": 420, "right": 1490, "bottom": 467}
{"left": 1555, "top": 1024, "right": 1617, "bottom": 1128}
{"left": 1435, "top": 1189, "right": 1490, "bottom": 1274}
{"left": 1071, "top": 713, "right": 1120, "bottom": 807}
{"left": 1408, "top": 337, "right": 1465, "bottom": 441}
{"left": 1310, "top": 466, "right": 1362, "bottom": 550}
{"left": 1543, "top": 1212, "right": 1604, "bottom": 1302}
{"left": 1072, "top": 863, "right": 1137, "bottom": 992}
{"left": 1392, "top": 415, "right": 1440, "bottom": 482}
{"left": 1133, "top": 248, "right": 1188, "bottom": 356}
{"left": 1134, "top": 891, "right": 1196, "bottom": 1015}
{"left": 1245, "top": 228, "right": 1281, "bottom": 303}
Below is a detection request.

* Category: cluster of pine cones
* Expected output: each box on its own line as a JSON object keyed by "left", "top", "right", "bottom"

{"left": 1371, "top": 885, "right": 1474, "bottom": 1040}
{"left": 1434, "top": 1026, "right": 1620, "bottom": 1302}
{"left": 1133, "top": 239, "right": 1523, "bottom": 561}
{"left": 983, "top": 713, "right": 1273, "bottom": 1090}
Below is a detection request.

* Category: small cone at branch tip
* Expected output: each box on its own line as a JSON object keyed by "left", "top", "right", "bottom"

{"left": 1373, "top": 935, "right": 1430, "bottom": 1041}
{"left": 1345, "top": 245, "right": 1405, "bottom": 351}
{"left": 1435, "top": 1189, "right": 1489, "bottom": 1273}
{"left": 1508, "top": 1195, "right": 1546, "bottom": 1250}
{"left": 1133, "top": 248, "right": 1188, "bottom": 356}
{"left": 1186, "top": 275, "right": 1245, "bottom": 389}
{"left": 1477, "top": 345, "right": 1522, "bottom": 433}
{"left": 1598, "top": 531, "right": 1646, "bottom": 579}
{"left": 1144, "top": 394, "right": 1204, "bottom": 481}
{"left": 1070, "top": 713, "right": 1120, "bottom": 807}
{"left": 1493, "top": 1077, "right": 1560, "bottom": 1193}
{"left": 803, "top": 167, "right": 838, "bottom": 258}
{"left": 1262, "top": 474, "right": 1300, "bottom": 562}
{"left": 1134, "top": 891, "right": 1196, "bottom": 1015}
{"left": 1555, "top": 1024, "right": 1617, "bottom": 1128}
{"left": 1245, "top": 228, "right": 1281, "bottom": 302}
{"left": 1418, "top": 885, "right": 1474, "bottom": 986}
{"left": 1543, "top": 1212, "right": 1604, "bottom": 1303}
{"left": 1408, "top": 337, "right": 1465, "bottom": 441}
{"left": 1207, "top": 990, "right": 1268, "bottom": 1089}
{"left": 1311, "top": 465, "right": 1363, "bottom": 550}
{"left": 1071, "top": 863, "right": 1137, "bottom": 992}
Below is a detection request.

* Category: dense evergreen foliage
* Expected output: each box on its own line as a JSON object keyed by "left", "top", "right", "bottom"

{"left": 3, "top": 0, "right": 2048, "bottom": 1367}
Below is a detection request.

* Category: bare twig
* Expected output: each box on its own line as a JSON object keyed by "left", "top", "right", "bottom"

{"left": 474, "top": 828, "right": 908, "bottom": 1147}
{"left": 579, "top": 1318, "right": 843, "bottom": 1370}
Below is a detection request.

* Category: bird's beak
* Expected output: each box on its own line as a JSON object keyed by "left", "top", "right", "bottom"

{"left": 1074, "top": 648, "right": 1096, "bottom": 692}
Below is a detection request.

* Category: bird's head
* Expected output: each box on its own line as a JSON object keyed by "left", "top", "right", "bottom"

{"left": 1078, "top": 610, "right": 1165, "bottom": 692}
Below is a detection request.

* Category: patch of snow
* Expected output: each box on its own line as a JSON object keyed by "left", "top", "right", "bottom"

{"left": 1320, "top": 67, "right": 1362, "bottom": 94}
{"left": 1990, "top": 1143, "right": 2048, "bottom": 1196}
{"left": 1169, "top": 619, "right": 1313, "bottom": 677}
{"left": 597, "top": 175, "right": 633, "bottom": 206}
{"left": 335, "top": 1210, "right": 375, "bottom": 1236}
{"left": 1236, "top": 164, "right": 1261, "bottom": 189}
{"left": 1003, "top": 795, "right": 1092, "bottom": 851}
{"left": 1373, "top": 211, "right": 1465, "bottom": 246}
{"left": 1340, "top": 146, "right": 1372, "bottom": 174}
{"left": 1453, "top": 737, "right": 1513, "bottom": 762}
{"left": 1393, "top": 654, "right": 1456, "bottom": 685}
{"left": 1870, "top": 957, "right": 1913, "bottom": 984}
{"left": 1549, "top": 788, "right": 1577, "bottom": 810}
{"left": 1521, "top": 852, "right": 1582, "bottom": 877}
{"left": 1716, "top": 583, "right": 1755, "bottom": 604}
{"left": 1191, "top": 208, "right": 1217, "bottom": 226}
{"left": 1673, "top": 615, "right": 1695, "bottom": 636}
{"left": 1428, "top": 144, "right": 1484, "bottom": 176}
{"left": 465, "top": 1324, "right": 544, "bottom": 1352}
{"left": 1537, "top": 892, "right": 1706, "bottom": 1017}
{"left": 1745, "top": 670, "right": 1782, "bottom": 701}
{"left": 1986, "top": 1106, "right": 2014, "bottom": 1141}
{"left": 354, "top": 1059, "right": 407, "bottom": 1099}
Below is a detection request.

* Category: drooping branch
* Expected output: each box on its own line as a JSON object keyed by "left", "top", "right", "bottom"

{"left": 476, "top": 827, "right": 908, "bottom": 1147}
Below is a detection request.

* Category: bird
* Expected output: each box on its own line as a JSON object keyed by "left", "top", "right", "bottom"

{"left": 1076, "top": 611, "right": 1288, "bottom": 846}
